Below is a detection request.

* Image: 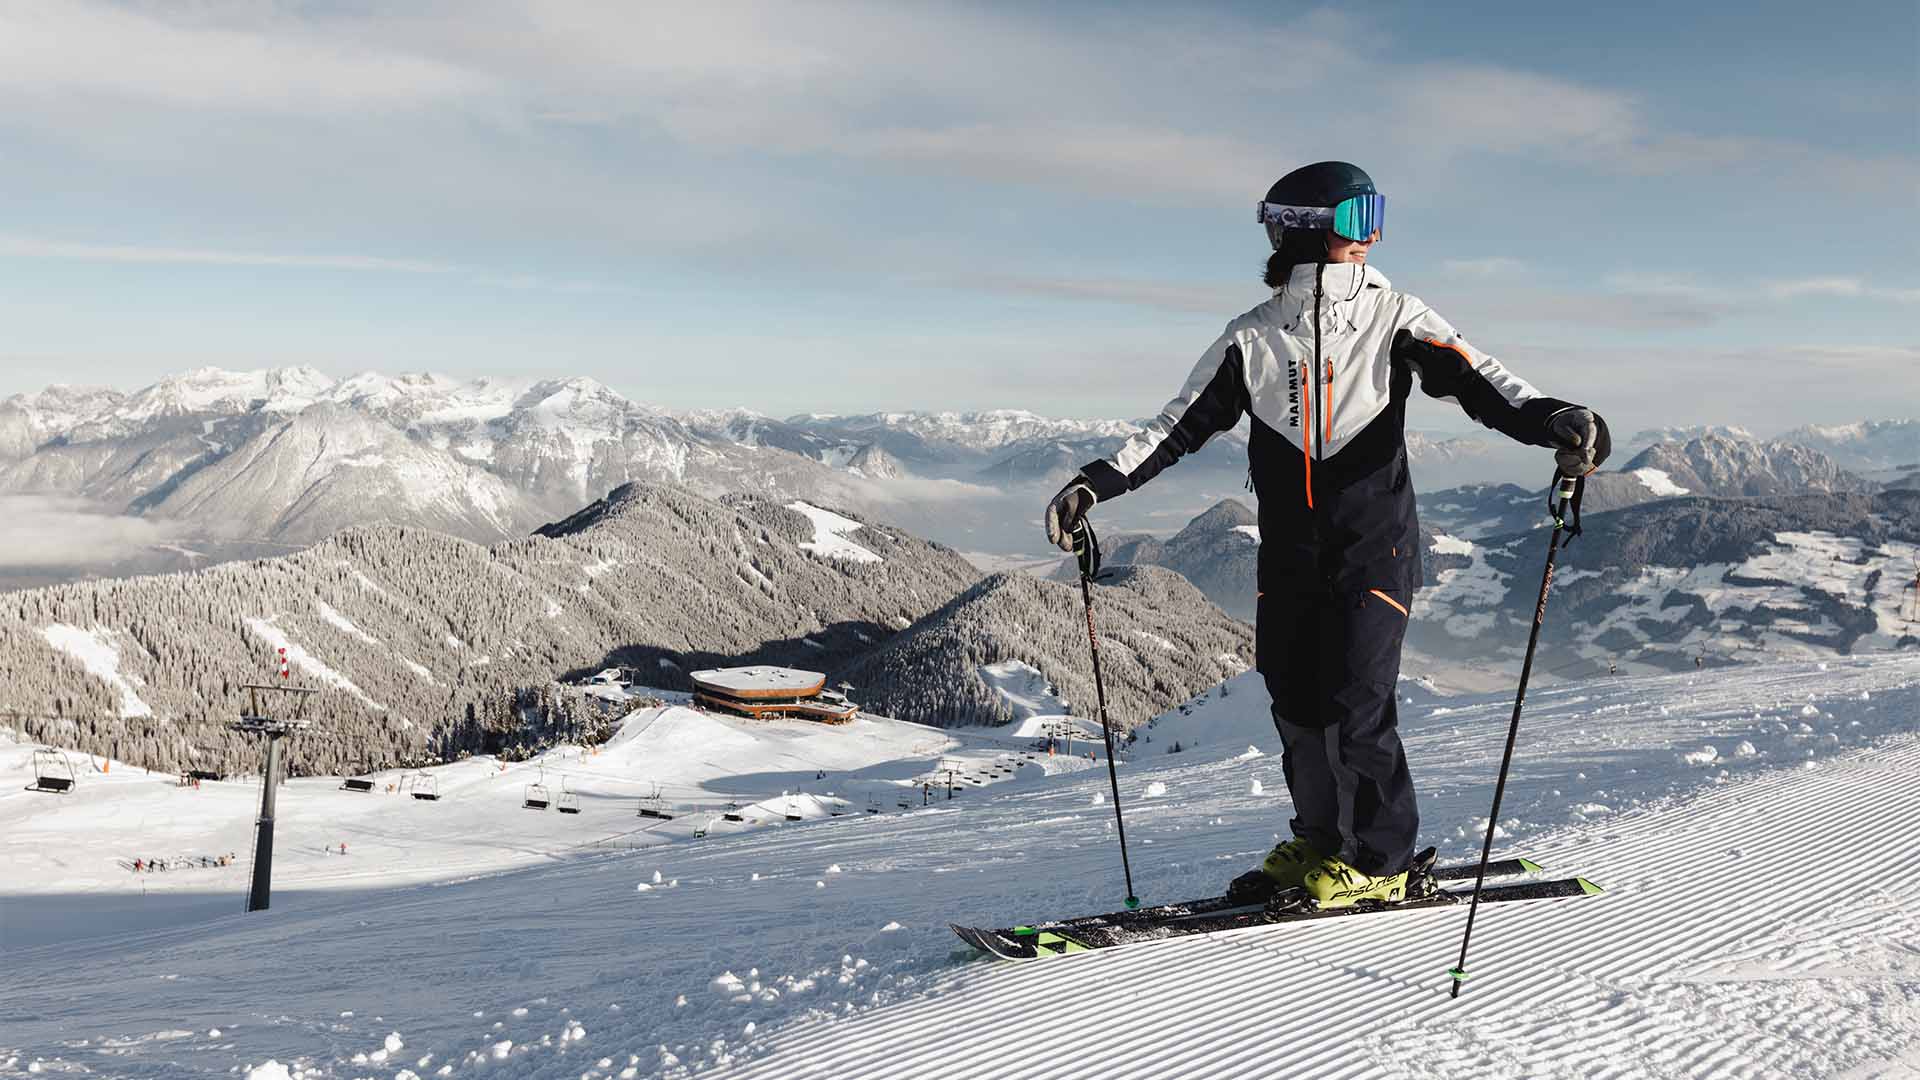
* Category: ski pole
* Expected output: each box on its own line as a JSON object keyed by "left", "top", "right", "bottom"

{"left": 1448, "top": 471, "right": 1584, "bottom": 998}
{"left": 1073, "top": 519, "right": 1140, "bottom": 910}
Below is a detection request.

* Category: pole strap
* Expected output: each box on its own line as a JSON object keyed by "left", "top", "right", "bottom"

{"left": 1547, "top": 472, "right": 1586, "bottom": 543}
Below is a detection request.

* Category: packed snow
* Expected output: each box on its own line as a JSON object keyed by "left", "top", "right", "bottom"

{"left": 786, "top": 501, "right": 883, "bottom": 564}
{"left": 4, "top": 654, "right": 1917, "bottom": 1077}
{"left": 1631, "top": 467, "right": 1692, "bottom": 497}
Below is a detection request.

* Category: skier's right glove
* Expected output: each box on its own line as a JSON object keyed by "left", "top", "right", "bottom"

{"left": 1546, "top": 406, "right": 1612, "bottom": 477}
{"left": 1044, "top": 476, "right": 1097, "bottom": 553}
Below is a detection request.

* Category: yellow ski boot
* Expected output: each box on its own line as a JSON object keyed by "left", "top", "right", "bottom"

{"left": 1303, "top": 855, "right": 1409, "bottom": 909}
{"left": 1226, "top": 838, "right": 1324, "bottom": 904}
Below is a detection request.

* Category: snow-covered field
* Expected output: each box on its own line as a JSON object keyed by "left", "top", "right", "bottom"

{"left": 0, "top": 700, "right": 1068, "bottom": 948}
{"left": 3, "top": 657, "right": 1918, "bottom": 1078}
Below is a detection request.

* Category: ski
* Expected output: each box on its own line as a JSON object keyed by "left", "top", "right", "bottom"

{"left": 954, "top": 875, "right": 1600, "bottom": 961}
{"left": 982, "top": 852, "right": 1544, "bottom": 940}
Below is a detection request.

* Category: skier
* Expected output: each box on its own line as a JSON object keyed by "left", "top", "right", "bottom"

{"left": 1045, "top": 162, "right": 1610, "bottom": 909}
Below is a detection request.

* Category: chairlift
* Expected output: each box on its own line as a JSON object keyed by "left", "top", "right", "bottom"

{"left": 556, "top": 779, "right": 581, "bottom": 814}
{"left": 721, "top": 798, "right": 746, "bottom": 823}
{"left": 866, "top": 794, "right": 882, "bottom": 814}
{"left": 692, "top": 815, "right": 710, "bottom": 839}
{"left": 523, "top": 781, "right": 551, "bottom": 810}
{"left": 637, "top": 780, "right": 674, "bottom": 820}
{"left": 26, "top": 747, "right": 76, "bottom": 794}
{"left": 783, "top": 797, "right": 802, "bottom": 822}
{"left": 409, "top": 771, "right": 439, "bottom": 801}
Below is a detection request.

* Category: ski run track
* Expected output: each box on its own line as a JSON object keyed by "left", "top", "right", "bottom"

{"left": 3, "top": 655, "right": 1918, "bottom": 1078}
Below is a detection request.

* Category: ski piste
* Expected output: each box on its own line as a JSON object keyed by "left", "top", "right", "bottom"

{"left": 955, "top": 855, "right": 1601, "bottom": 961}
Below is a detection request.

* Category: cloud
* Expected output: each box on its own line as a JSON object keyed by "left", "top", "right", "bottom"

{"left": 28, "top": 0, "right": 1903, "bottom": 213}
{"left": 0, "top": 0, "right": 489, "bottom": 113}
{"left": 935, "top": 273, "right": 1256, "bottom": 315}
{"left": 1762, "top": 277, "right": 1920, "bottom": 304}
{"left": 0, "top": 495, "right": 190, "bottom": 569}
{"left": 0, "top": 235, "right": 457, "bottom": 273}
{"left": 1377, "top": 64, "right": 1916, "bottom": 193}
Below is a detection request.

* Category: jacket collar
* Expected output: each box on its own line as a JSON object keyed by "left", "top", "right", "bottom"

{"left": 1276, "top": 261, "right": 1390, "bottom": 297}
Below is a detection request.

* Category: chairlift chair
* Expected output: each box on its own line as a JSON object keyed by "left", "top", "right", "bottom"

{"left": 410, "top": 771, "right": 439, "bottom": 801}
{"left": 339, "top": 758, "right": 377, "bottom": 792}
{"left": 26, "top": 748, "right": 76, "bottom": 794}
{"left": 721, "top": 798, "right": 746, "bottom": 823}
{"left": 556, "top": 779, "right": 581, "bottom": 814}
{"left": 523, "top": 781, "right": 551, "bottom": 810}
{"left": 637, "top": 780, "right": 674, "bottom": 820}
{"left": 783, "top": 797, "right": 802, "bottom": 822}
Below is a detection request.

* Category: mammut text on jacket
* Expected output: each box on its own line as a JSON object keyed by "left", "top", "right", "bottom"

{"left": 1079, "top": 261, "right": 1584, "bottom": 593}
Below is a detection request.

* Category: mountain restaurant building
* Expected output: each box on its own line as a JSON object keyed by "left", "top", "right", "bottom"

{"left": 690, "top": 667, "right": 860, "bottom": 724}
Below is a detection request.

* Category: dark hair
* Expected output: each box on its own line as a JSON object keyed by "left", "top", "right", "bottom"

{"left": 1263, "top": 230, "right": 1329, "bottom": 288}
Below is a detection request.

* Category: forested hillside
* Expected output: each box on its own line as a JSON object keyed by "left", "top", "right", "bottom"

{"left": 0, "top": 483, "right": 980, "bottom": 777}
{"left": 845, "top": 566, "right": 1253, "bottom": 729}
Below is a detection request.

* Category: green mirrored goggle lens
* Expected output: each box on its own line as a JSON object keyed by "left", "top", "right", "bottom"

{"left": 1331, "top": 193, "right": 1384, "bottom": 242}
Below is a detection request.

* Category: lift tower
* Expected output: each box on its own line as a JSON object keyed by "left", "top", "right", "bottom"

{"left": 229, "top": 682, "right": 316, "bottom": 913}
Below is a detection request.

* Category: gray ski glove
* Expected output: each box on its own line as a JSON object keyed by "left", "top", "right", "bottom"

{"left": 1546, "top": 407, "right": 1611, "bottom": 476}
{"left": 1044, "top": 477, "right": 1097, "bottom": 552}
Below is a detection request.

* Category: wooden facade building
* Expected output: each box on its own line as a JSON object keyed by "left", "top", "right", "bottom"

{"left": 689, "top": 667, "right": 859, "bottom": 724}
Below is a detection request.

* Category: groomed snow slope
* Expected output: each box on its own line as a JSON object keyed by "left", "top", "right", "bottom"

{"left": 0, "top": 701, "right": 1066, "bottom": 937}
{"left": 2, "top": 657, "right": 1917, "bottom": 1078}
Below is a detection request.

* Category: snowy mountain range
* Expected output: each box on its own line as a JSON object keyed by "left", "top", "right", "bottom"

{"left": 0, "top": 368, "right": 873, "bottom": 549}
{"left": 1090, "top": 482, "right": 1920, "bottom": 679}
{"left": 1420, "top": 431, "right": 1878, "bottom": 540}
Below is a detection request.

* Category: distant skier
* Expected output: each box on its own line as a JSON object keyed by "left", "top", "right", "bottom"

{"left": 1045, "top": 162, "right": 1611, "bottom": 909}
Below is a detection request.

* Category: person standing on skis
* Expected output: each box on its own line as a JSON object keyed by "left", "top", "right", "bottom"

{"left": 1044, "top": 161, "right": 1610, "bottom": 909}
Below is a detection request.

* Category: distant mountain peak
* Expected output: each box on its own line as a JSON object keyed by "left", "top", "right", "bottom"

{"left": 1629, "top": 424, "right": 1757, "bottom": 446}
{"left": 1178, "top": 499, "right": 1257, "bottom": 537}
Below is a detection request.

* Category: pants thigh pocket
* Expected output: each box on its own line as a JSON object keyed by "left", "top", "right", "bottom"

{"left": 1334, "top": 589, "right": 1410, "bottom": 692}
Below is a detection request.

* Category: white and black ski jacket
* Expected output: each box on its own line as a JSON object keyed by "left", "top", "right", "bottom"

{"left": 1080, "top": 262, "right": 1585, "bottom": 593}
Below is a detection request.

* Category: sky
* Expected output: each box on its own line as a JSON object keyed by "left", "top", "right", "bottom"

{"left": 0, "top": 0, "right": 1915, "bottom": 437}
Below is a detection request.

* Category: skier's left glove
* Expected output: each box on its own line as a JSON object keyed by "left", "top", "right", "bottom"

{"left": 1546, "top": 406, "right": 1611, "bottom": 476}
{"left": 1044, "top": 476, "right": 1096, "bottom": 553}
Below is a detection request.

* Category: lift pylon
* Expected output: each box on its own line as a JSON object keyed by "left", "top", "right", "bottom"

{"left": 228, "top": 683, "right": 317, "bottom": 913}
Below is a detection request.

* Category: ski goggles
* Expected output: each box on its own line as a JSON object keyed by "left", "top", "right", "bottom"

{"left": 1257, "top": 193, "right": 1385, "bottom": 245}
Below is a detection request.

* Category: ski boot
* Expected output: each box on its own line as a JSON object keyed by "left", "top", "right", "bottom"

{"left": 1225, "top": 837, "right": 1324, "bottom": 905}
{"left": 1302, "top": 855, "right": 1411, "bottom": 910}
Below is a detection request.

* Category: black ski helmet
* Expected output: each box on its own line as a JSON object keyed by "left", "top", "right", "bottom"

{"left": 1260, "top": 161, "right": 1377, "bottom": 250}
